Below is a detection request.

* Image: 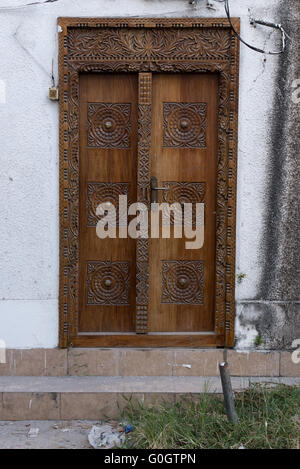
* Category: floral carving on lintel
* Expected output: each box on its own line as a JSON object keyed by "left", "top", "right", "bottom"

{"left": 68, "top": 28, "right": 231, "bottom": 61}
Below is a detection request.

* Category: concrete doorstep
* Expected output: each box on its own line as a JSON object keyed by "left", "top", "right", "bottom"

{"left": 1, "top": 349, "right": 300, "bottom": 378}
{"left": 0, "top": 376, "right": 299, "bottom": 421}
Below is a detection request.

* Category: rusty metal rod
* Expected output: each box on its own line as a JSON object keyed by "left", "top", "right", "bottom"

{"left": 219, "top": 361, "right": 239, "bottom": 424}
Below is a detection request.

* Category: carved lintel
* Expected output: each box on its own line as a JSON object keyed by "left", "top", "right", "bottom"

{"left": 67, "top": 28, "right": 231, "bottom": 62}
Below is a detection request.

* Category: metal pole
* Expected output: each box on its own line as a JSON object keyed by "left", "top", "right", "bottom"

{"left": 219, "top": 361, "right": 239, "bottom": 424}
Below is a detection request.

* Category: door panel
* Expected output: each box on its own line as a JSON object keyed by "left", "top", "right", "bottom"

{"left": 149, "top": 74, "right": 218, "bottom": 332}
{"left": 79, "top": 73, "right": 137, "bottom": 332}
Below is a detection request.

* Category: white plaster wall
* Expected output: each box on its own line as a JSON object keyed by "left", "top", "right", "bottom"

{"left": 0, "top": 0, "right": 282, "bottom": 348}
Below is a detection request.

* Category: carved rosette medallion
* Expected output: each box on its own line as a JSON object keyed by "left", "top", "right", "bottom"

{"left": 87, "top": 182, "right": 129, "bottom": 227}
{"left": 87, "top": 261, "right": 130, "bottom": 305}
{"left": 162, "top": 182, "right": 206, "bottom": 226}
{"left": 163, "top": 102, "right": 207, "bottom": 148}
{"left": 161, "top": 260, "right": 204, "bottom": 304}
{"left": 87, "top": 103, "right": 131, "bottom": 148}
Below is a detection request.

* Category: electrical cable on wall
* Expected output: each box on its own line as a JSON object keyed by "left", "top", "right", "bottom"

{"left": 191, "top": 0, "right": 290, "bottom": 54}
{"left": 223, "top": 0, "right": 289, "bottom": 55}
{"left": 0, "top": 0, "right": 58, "bottom": 10}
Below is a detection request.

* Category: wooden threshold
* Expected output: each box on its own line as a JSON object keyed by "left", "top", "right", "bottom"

{"left": 70, "top": 333, "right": 224, "bottom": 348}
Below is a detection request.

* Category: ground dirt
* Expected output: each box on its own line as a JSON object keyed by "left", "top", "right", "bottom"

{"left": 0, "top": 420, "right": 102, "bottom": 449}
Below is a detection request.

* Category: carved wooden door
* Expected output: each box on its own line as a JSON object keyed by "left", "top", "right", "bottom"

{"left": 59, "top": 18, "right": 239, "bottom": 348}
{"left": 78, "top": 71, "right": 218, "bottom": 343}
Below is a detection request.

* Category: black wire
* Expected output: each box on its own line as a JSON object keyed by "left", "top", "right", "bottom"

{"left": 224, "top": 0, "right": 287, "bottom": 55}
{"left": 224, "top": 0, "right": 265, "bottom": 53}
{"left": 0, "top": 0, "right": 58, "bottom": 10}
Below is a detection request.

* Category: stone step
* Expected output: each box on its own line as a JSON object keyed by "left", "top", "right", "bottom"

{"left": 0, "top": 376, "right": 299, "bottom": 420}
{"left": 2, "top": 348, "right": 299, "bottom": 377}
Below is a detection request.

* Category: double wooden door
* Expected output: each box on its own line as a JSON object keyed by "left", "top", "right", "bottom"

{"left": 78, "top": 71, "right": 218, "bottom": 344}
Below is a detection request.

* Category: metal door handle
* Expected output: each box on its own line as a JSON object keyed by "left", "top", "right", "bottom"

{"left": 150, "top": 176, "right": 168, "bottom": 203}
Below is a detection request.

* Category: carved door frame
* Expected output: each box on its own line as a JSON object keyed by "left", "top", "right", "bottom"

{"left": 58, "top": 17, "right": 240, "bottom": 348}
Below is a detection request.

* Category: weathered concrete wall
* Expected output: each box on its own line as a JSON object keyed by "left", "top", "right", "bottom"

{"left": 235, "top": 0, "right": 300, "bottom": 349}
{"left": 0, "top": 0, "right": 298, "bottom": 348}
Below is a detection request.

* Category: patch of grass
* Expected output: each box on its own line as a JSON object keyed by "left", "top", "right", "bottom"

{"left": 236, "top": 272, "right": 247, "bottom": 284}
{"left": 122, "top": 384, "right": 300, "bottom": 449}
{"left": 254, "top": 335, "right": 265, "bottom": 347}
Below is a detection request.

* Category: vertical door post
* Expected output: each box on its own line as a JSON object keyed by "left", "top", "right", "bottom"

{"left": 135, "top": 73, "right": 152, "bottom": 333}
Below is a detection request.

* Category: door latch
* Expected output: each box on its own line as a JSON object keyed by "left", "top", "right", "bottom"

{"left": 150, "top": 176, "right": 168, "bottom": 204}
